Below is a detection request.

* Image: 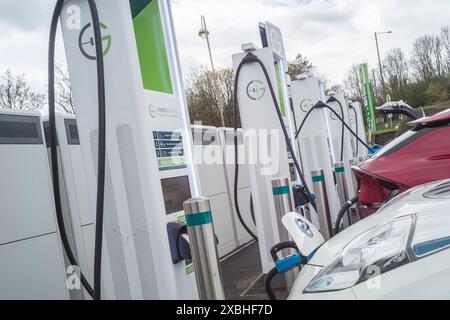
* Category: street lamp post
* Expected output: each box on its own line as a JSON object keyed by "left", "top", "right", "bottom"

{"left": 374, "top": 31, "right": 392, "bottom": 101}
{"left": 199, "top": 15, "right": 215, "bottom": 72}
{"left": 198, "top": 15, "right": 225, "bottom": 127}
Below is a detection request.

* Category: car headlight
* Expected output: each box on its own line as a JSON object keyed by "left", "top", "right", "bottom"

{"left": 304, "top": 216, "right": 414, "bottom": 293}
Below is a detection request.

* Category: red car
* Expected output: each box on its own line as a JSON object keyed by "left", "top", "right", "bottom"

{"left": 353, "top": 109, "right": 450, "bottom": 218}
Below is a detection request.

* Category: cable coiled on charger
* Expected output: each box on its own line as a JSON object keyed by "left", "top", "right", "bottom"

{"left": 48, "top": 0, "right": 106, "bottom": 300}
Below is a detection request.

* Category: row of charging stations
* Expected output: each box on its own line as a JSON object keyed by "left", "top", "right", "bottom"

{"left": 0, "top": 0, "right": 370, "bottom": 300}
{"left": 289, "top": 76, "right": 368, "bottom": 227}
{"left": 0, "top": 0, "right": 271, "bottom": 300}
{"left": 0, "top": 108, "right": 259, "bottom": 300}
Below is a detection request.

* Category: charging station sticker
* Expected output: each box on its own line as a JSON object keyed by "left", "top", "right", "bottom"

{"left": 185, "top": 263, "right": 195, "bottom": 275}
{"left": 153, "top": 131, "right": 187, "bottom": 171}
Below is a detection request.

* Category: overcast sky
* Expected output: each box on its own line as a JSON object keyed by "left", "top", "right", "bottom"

{"left": 0, "top": 0, "right": 449, "bottom": 94}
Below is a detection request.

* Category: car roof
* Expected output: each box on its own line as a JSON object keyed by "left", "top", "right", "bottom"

{"left": 410, "top": 108, "right": 450, "bottom": 126}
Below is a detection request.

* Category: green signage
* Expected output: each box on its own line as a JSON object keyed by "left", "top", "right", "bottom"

{"left": 359, "top": 63, "right": 377, "bottom": 132}
{"left": 275, "top": 61, "right": 287, "bottom": 117}
{"left": 131, "top": 0, "right": 174, "bottom": 94}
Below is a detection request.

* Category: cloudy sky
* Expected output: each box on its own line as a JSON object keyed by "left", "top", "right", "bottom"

{"left": 0, "top": 0, "right": 449, "bottom": 94}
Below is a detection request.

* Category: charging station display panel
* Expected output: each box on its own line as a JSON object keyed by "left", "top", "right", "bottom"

{"left": 161, "top": 176, "right": 191, "bottom": 215}
{"left": 61, "top": 0, "right": 200, "bottom": 299}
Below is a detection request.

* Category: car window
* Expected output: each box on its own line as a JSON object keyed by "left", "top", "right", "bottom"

{"left": 412, "top": 213, "right": 450, "bottom": 258}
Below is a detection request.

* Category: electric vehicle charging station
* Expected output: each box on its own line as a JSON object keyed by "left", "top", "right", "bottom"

{"left": 259, "top": 22, "right": 301, "bottom": 184}
{"left": 289, "top": 76, "right": 341, "bottom": 226}
{"left": 232, "top": 45, "right": 296, "bottom": 273}
{"left": 326, "top": 92, "right": 356, "bottom": 199}
{"left": 0, "top": 110, "right": 69, "bottom": 300}
{"left": 60, "top": 0, "right": 202, "bottom": 299}
{"left": 42, "top": 114, "right": 95, "bottom": 298}
{"left": 348, "top": 101, "right": 368, "bottom": 159}
{"left": 218, "top": 128, "right": 256, "bottom": 246}
{"left": 191, "top": 125, "right": 239, "bottom": 257}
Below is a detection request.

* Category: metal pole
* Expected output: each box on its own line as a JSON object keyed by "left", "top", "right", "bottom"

{"left": 271, "top": 178, "right": 296, "bottom": 290}
{"left": 200, "top": 15, "right": 225, "bottom": 128}
{"left": 183, "top": 197, "right": 225, "bottom": 300}
{"left": 334, "top": 162, "right": 352, "bottom": 229}
{"left": 311, "top": 169, "right": 333, "bottom": 240}
{"left": 375, "top": 31, "right": 392, "bottom": 101}
{"left": 375, "top": 32, "right": 386, "bottom": 98}
{"left": 272, "top": 178, "right": 293, "bottom": 241}
{"left": 206, "top": 37, "right": 215, "bottom": 72}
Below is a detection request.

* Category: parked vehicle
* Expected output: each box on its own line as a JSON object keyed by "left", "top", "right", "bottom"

{"left": 353, "top": 109, "right": 450, "bottom": 218}
{"left": 289, "top": 179, "right": 450, "bottom": 300}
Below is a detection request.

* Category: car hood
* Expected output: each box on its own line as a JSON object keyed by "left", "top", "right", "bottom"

{"left": 309, "top": 179, "right": 450, "bottom": 267}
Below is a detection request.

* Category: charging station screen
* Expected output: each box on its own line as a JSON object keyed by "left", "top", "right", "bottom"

{"left": 0, "top": 115, "right": 43, "bottom": 145}
{"left": 161, "top": 176, "right": 192, "bottom": 215}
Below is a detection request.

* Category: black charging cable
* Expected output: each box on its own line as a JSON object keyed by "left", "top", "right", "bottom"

{"left": 349, "top": 104, "right": 359, "bottom": 156}
{"left": 295, "top": 101, "right": 375, "bottom": 154}
{"left": 48, "top": 0, "right": 106, "bottom": 300}
{"left": 326, "top": 96, "right": 345, "bottom": 162}
{"left": 334, "top": 195, "right": 359, "bottom": 235}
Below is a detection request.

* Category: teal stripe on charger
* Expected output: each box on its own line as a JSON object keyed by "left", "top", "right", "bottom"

{"left": 186, "top": 211, "right": 213, "bottom": 227}
{"left": 312, "top": 175, "right": 324, "bottom": 183}
{"left": 335, "top": 167, "right": 345, "bottom": 173}
{"left": 273, "top": 186, "right": 290, "bottom": 195}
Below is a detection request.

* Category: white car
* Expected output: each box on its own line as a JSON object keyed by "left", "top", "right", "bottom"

{"left": 287, "top": 179, "right": 450, "bottom": 300}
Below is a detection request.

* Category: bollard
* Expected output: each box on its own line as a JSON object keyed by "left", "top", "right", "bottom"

{"left": 183, "top": 197, "right": 225, "bottom": 300}
{"left": 272, "top": 178, "right": 293, "bottom": 242}
{"left": 311, "top": 169, "right": 333, "bottom": 240}
{"left": 334, "top": 162, "right": 352, "bottom": 229}
{"left": 271, "top": 178, "right": 297, "bottom": 290}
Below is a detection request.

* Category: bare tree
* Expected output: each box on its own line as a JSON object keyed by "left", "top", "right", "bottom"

{"left": 344, "top": 64, "right": 364, "bottom": 105}
{"left": 440, "top": 26, "right": 450, "bottom": 74}
{"left": 287, "top": 54, "right": 314, "bottom": 80}
{"left": 0, "top": 70, "right": 45, "bottom": 111}
{"left": 383, "top": 48, "right": 409, "bottom": 100}
{"left": 410, "top": 35, "right": 444, "bottom": 81}
{"left": 55, "top": 65, "right": 75, "bottom": 114}
{"left": 185, "top": 67, "right": 234, "bottom": 127}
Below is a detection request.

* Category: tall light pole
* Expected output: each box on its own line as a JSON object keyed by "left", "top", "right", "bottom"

{"left": 374, "top": 30, "right": 392, "bottom": 101}
{"left": 198, "top": 15, "right": 225, "bottom": 127}
{"left": 199, "top": 15, "right": 215, "bottom": 72}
